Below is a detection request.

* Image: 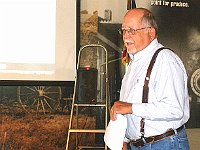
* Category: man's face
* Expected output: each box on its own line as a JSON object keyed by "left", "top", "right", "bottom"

{"left": 122, "top": 11, "right": 153, "bottom": 54}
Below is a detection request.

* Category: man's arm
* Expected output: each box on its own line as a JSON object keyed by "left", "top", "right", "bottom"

{"left": 110, "top": 101, "right": 132, "bottom": 121}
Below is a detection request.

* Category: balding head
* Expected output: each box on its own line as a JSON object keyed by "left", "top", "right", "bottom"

{"left": 125, "top": 8, "right": 158, "bottom": 35}
{"left": 122, "top": 8, "right": 158, "bottom": 54}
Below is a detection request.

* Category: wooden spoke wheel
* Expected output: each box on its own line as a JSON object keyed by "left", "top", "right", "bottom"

{"left": 17, "top": 86, "right": 61, "bottom": 114}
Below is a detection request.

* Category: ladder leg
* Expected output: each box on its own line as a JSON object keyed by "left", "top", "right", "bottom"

{"left": 66, "top": 97, "right": 75, "bottom": 149}
{"left": 76, "top": 106, "right": 78, "bottom": 149}
{"left": 66, "top": 131, "right": 70, "bottom": 150}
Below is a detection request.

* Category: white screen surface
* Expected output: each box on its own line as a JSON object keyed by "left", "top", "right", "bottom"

{"left": 0, "top": 0, "right": 76, "bottom": 81}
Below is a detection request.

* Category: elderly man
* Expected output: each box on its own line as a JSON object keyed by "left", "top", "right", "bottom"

{"left": 110, "top": 8, "right": 190, "bottom": 150}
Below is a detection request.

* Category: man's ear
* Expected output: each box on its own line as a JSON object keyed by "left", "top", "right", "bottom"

{"left": 149, "top": 27, "right": 156, "bottom": 40}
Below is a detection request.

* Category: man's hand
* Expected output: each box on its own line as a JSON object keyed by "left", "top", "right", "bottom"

{"left": 122, "top": 142, "right": 128, "bottom": 150}
{"left": 110, "top": 101, "right": 132, "bottom": 121}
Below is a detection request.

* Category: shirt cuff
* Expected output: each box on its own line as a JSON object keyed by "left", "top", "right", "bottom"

{"left": 132, "top": 103, "right": 146, "bottom": 116}
{"left": 124, "top": 136, "right": 130, "bottom": 143}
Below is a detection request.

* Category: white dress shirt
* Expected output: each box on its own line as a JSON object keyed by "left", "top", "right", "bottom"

{"left": 120, "top": 39, "right": 190, "bottom": 141}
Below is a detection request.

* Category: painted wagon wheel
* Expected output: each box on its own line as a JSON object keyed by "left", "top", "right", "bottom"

{"left": 17, "top": 86, "right": 62, "bottom": 114}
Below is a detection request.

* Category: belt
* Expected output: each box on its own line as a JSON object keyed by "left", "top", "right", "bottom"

{"left": 130, "top": 125, "right": 185, "bottom": 147}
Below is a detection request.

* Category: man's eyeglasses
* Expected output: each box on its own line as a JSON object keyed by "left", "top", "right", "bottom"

{"left": 118, "top": 27, "right": 151, "bottom": 35}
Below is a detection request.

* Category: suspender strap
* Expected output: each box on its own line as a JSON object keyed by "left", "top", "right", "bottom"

{"left": 142, "top": 47, "right": 166, "bottom": 103}
{"left": 140, "top": 47, "right": 167, "bottom": 138}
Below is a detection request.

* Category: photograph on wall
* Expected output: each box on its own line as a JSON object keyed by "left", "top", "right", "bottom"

{"left": 79, "top": 0, "right": 200, "bottom": 128}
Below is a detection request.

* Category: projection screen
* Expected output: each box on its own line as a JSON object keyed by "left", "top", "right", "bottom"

{"left": 0, "top": 0, "right": 76, "bottom": 82}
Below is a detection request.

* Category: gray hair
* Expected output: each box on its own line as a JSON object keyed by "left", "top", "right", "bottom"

{"left": 140, "top": 8, "right": 158, "bottom": 35}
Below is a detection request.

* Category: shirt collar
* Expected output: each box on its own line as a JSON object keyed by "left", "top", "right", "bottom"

{"left": 130, "top": 39, "right": 159, "bottom": 62}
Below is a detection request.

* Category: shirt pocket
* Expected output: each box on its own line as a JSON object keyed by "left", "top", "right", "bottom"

{"left": 129, "top": 78, "right": 144, "bottom": 103}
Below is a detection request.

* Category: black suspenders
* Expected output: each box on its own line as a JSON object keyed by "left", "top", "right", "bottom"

{"left": 140, "top": 47, "right": 167, "bottom": 138}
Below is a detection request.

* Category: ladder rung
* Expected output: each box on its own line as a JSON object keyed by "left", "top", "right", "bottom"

{"left": 78, "top": 145, "right": 105, "bottom": 149}
{"left": 69, "top": 129, "right": 105, "bottom": 133}
{"left": 74, "top": 103, "right": 106, "bottom": 107}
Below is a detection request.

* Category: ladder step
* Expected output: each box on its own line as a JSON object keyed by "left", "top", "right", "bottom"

{"left": 78, "top": 145, "right": 105, "bottom": 149}
{"left": 74, "top": 103, "right": 106, "bottom": 107}
{"left": 69, "top": 129, "right": 106, "bottom": 133}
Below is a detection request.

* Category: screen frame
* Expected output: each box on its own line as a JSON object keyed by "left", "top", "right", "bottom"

{"left": 0, "top": 0, "right": 79, "bottom": 85}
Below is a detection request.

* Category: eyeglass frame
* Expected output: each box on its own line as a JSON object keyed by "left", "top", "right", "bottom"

{"left": 118, "top": 27, "right": 151, "bottom": 35}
